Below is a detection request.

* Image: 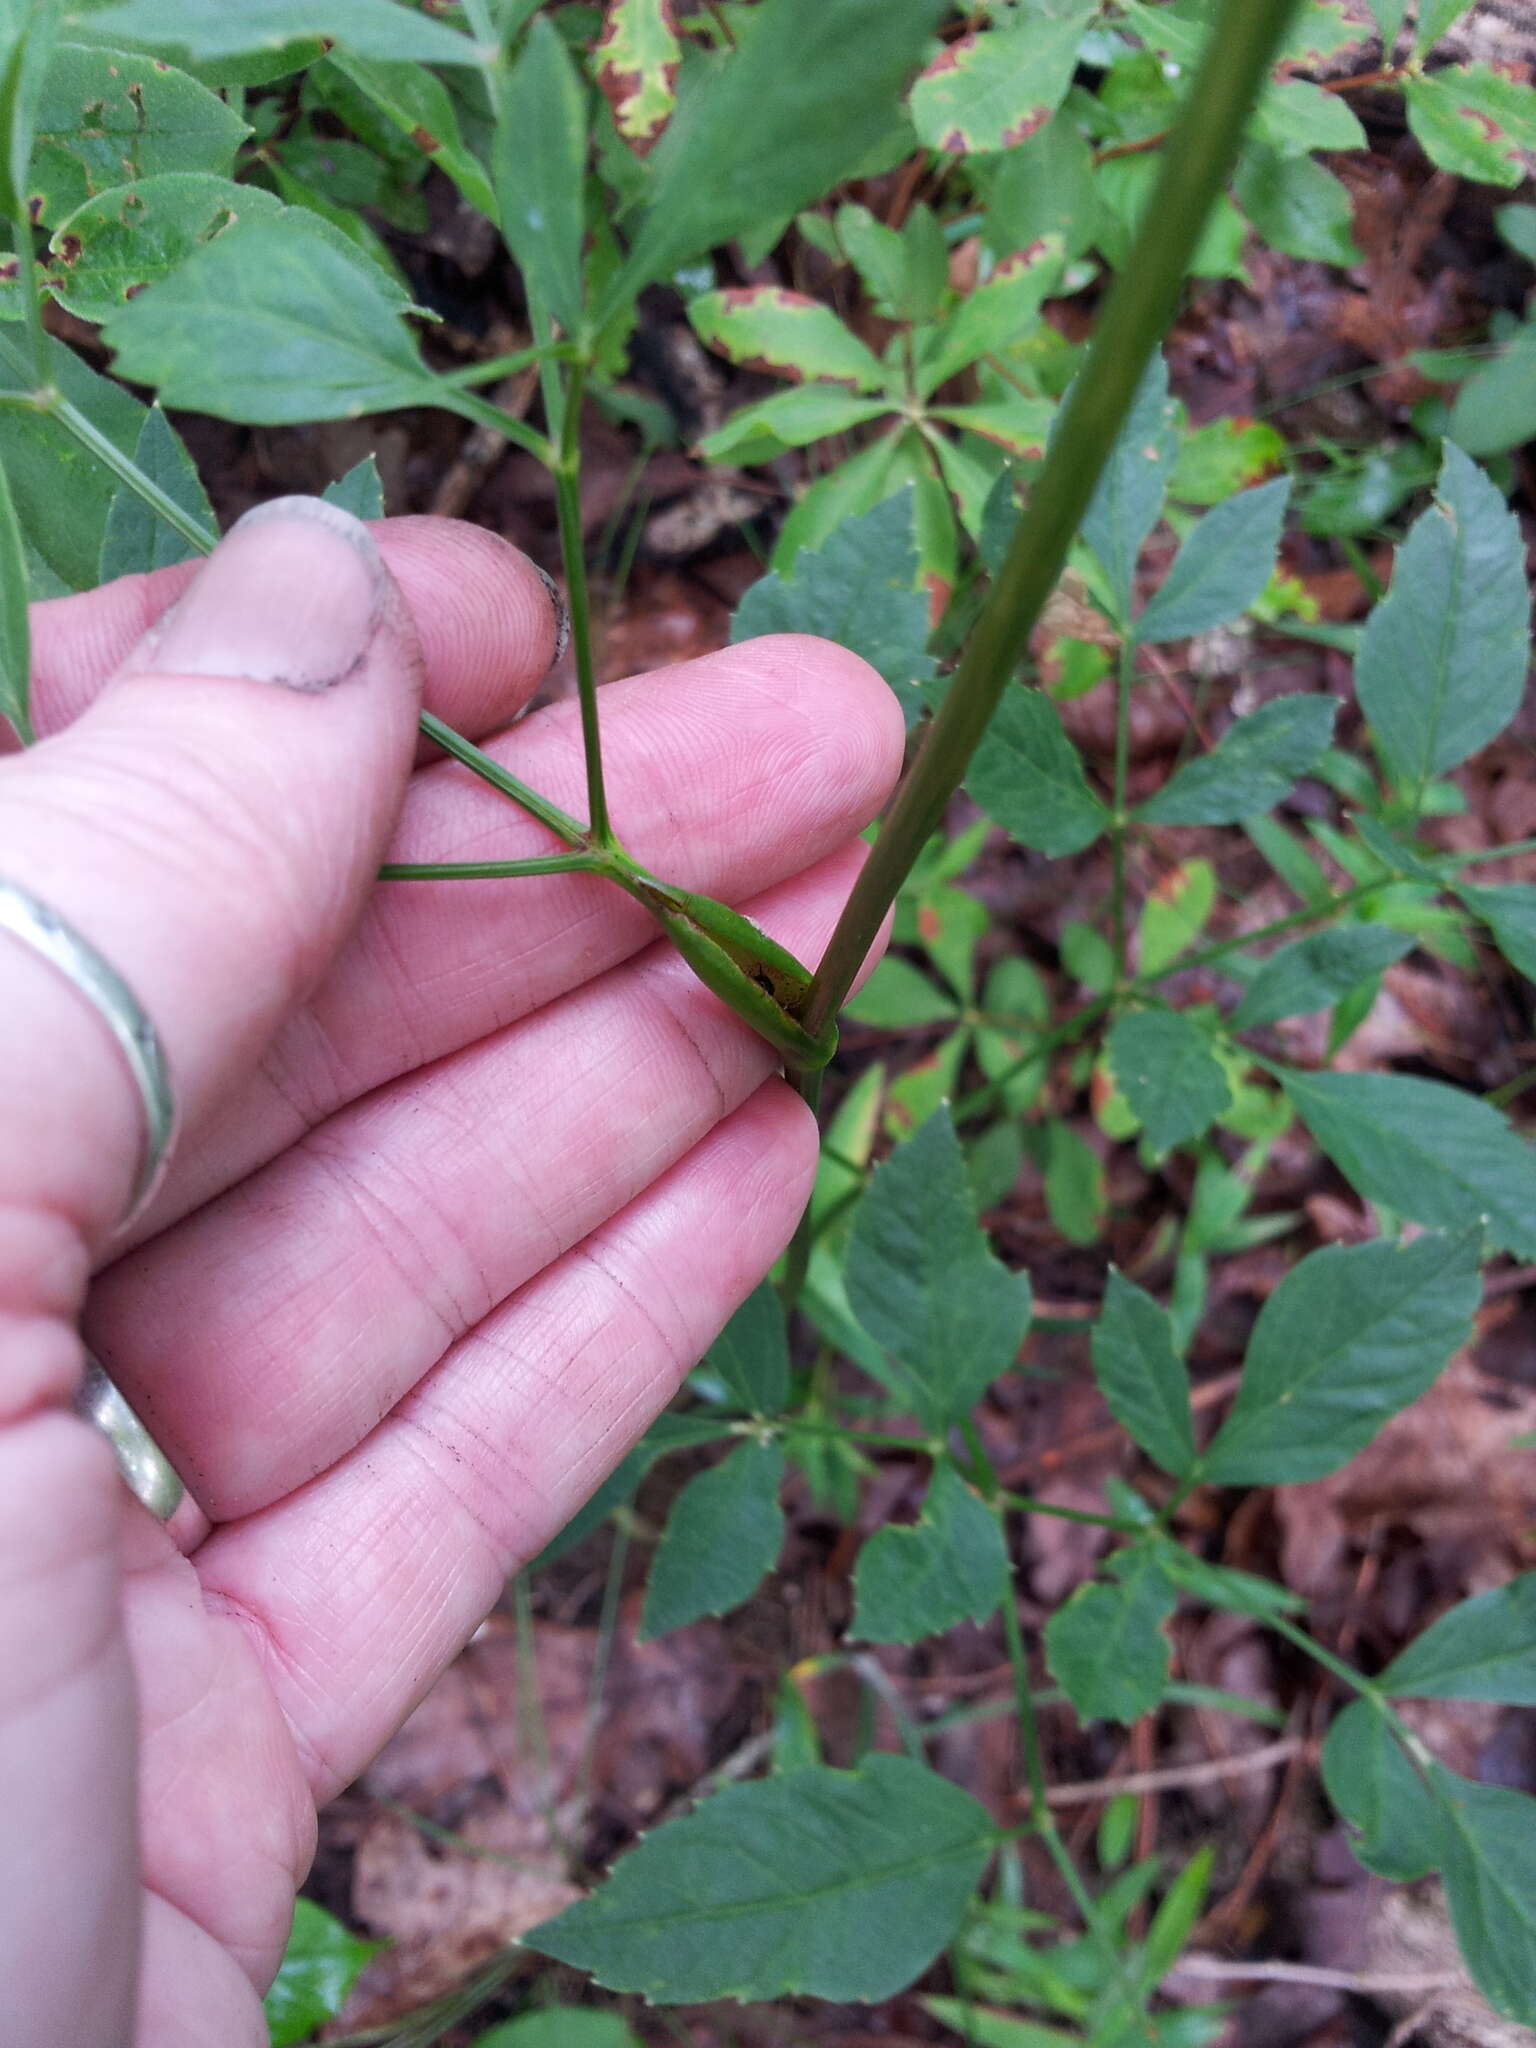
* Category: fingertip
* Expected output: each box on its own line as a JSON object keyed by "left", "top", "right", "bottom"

{"left": 372, "top": 517, "right": 562, "bottom": 731}
{"left": 731, "top": 630, "right": 908, "bottom": 807}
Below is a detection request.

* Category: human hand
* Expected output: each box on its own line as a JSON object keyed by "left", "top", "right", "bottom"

{"left": 0, "top": 499, "right": 902, "bottom": 2046}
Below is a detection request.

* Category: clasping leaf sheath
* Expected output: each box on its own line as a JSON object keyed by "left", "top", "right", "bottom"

{"left": 620, "top": 872, "right": 838, "bottom": 1070}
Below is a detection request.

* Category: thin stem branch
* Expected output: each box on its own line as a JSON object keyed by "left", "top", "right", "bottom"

{"left": 1176, "top": 1955, "right": 1457, "bottom": 1995}
{"left": 1001, "top": 1590, "right": 1156, "bottom": 2040}
{"left": 379, "top": 853, "right": 607, "bottom": 881}
{"left": 552, "top": 357, "right": 612, "bottom": 846}
{"left": 797, "top": 0, "right": 1305, "bottom": 1056}
{"left": 417, "top": 709, "right": 591, "bottom": 849}
{"left": 438, "top": 383, "right": 553, "bottom": 463}
{"left": 48, "top": 393, "right": 219, "bottom": 555}
{"left": 8, "top": 217, "right": 46, "bottom": 381}
{"left": 436, "top": 340, "right": 566, "bottom": 390}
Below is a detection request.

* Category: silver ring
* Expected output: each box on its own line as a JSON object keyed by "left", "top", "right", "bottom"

{"left": 0, "top": 874, "right": 177, "bottom": 1232}
{"left": 0, "top": 875, "right": 184, "bottom": 1520}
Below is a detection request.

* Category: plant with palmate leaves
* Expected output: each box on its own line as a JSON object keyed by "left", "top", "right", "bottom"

{"left": 0, "top": 1, "right": 1533, "bottom": 2041}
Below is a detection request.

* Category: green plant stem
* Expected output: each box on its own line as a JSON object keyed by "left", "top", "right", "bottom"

{"left": 379, "top": 853, "right": 608, "bottom": 881}
{"left": 1109, "top": 631, "right": 1137, "bottom": 986}
{"left": 952, "top": 876, "right": 1387, "bottom": 1123}
{"left": 796, "top": 0, "right": 1304, "bottom": 1065}
{"left": 438, "top": 382, "right": 552, "bottom": 462}
{"left": 42, "top": 392, "right": 219, "bottom": 555}
{"left": 1004, "top": 1490, "right": 1146, "bottom": 1532}
{"left": 416, "top": 709, "right": 591, "bottom": 848}
{"left": 1001, "top": 1589, "right": 1154, "bottom": 2037}
{"left": 551, "top": 356, "right": 613, "bottom": 847}
{"left": 779, "top": 1065, "right": 823, "bottom": 1306}
{"left": 1452, "top": 836, "right": 1536, "bottom": 868}
{"left": 436, "top": 340, "right": 566, "bottom": 389}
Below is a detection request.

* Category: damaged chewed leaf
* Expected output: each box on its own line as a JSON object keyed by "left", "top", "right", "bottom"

{"left": 45, "top": 172, "right": 281, "bottom": 324}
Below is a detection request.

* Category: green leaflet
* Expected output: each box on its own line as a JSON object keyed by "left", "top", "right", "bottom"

{"left": 851, "top": 1462, "right": 1008, "bottom": 1643}
{"left": 528, "top": 1753, "right": 994, "bottom": 2004}
{"left": 639, "top": 1441, "right": 785, "bottom": 1640}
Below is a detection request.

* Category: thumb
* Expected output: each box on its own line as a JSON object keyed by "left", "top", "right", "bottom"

{"left": 0, "top": 494, "right": 425, "bottom": 1262}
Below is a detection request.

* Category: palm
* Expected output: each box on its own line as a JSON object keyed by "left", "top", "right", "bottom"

{"left": 12, "top": 521, "right": 899, "bottom": 2042}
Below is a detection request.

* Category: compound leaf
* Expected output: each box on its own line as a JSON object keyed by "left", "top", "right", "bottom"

{"left": 322, "top": 453, "right": 384, "bottom": 520}
{"left": 691, "top": 285, "right": 883, "bottom": 389}
{"left": 1134, "top": 477, "right": 1291, "bottom": 644}
{"left": 98, "top": 402, "right": 214, "bottom": 579}
{"left": 1404, "top": 63, "right": 1536, "bottom": 188}
{"left": 708, "top": 1281, "right": 790, "bottom": 1417}
{"left": 1378, "top": 1576, "right": 1536, "bottom": 1705}
{"left": 495, "top": 14, "right": 586, "bottom": 336}
{"left": 1435, "top": 1773, "right": 1536, "bottom": 2025}
{"left": 595, "top": 0, "right": 680, "bottom": 153}
{"left": 264, "top": 1899, "right": 380, "bottom": 2048}
{"left": 616, "top": 0, "right": 943, "bottom": 299}
{"left": 909, "top": 4, "right": 1095, "bottom": 155}
{"left": 0, "top": 330, "right": 144, "bottom": 589}
{"left": 732, "top": 488, "right": 936, "bottom": 726}
{"left": 1231, "top": 925, "right": 1415, "bottom": 1031}
{"left": 1044, "top": 1546, "right": 1176, "bottom": 1724}
{"left": 1081, "top": 350, "right": 1178, "bottom": 623}
{"left": 1456, "top": 882, "right": 1536, "bottom": 984}
{"left": 102, "top": 209, "right": 436, "bottom": 421}
{"left": 44, "top": 172, "right": 282, "bottom": 323}
{"left": 1320, "top": 1701, "right": 1440, "bottom": 1882}
{"left": 1107, "top": 1009, "right": 1231, "bottom": 1155}
{"left": 30, "top": 39, "right": 246, "bottom": 225}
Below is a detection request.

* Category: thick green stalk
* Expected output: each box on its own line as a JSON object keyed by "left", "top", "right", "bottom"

{"left": 798, "top": 0, "right": 1303, "bottom": 1051}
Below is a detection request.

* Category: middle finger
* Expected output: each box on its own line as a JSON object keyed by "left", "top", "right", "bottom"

{"left": 87, "top": 847, "right": 868, "bottom": 1522}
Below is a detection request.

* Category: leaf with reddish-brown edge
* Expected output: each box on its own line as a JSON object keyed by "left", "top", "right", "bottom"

{"left": 594, "top": 0, "right": 680, "bottom": 154}
{"left": 689, "top": 285, "right": 885, "bottom": 389}
{"left": 910, "top": 4, "right": 1095, "bottom": 156}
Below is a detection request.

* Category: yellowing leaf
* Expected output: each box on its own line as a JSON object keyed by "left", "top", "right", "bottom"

{"left": 595, "top": 0, "right": 679, "bottom": 153}
{"left": 689, "top": 285, "right": 884, "bottom": 389}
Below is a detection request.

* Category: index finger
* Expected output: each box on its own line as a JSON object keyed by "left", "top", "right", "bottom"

{"left": 23, "top": 516, "right": 564, "bottom": 745}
